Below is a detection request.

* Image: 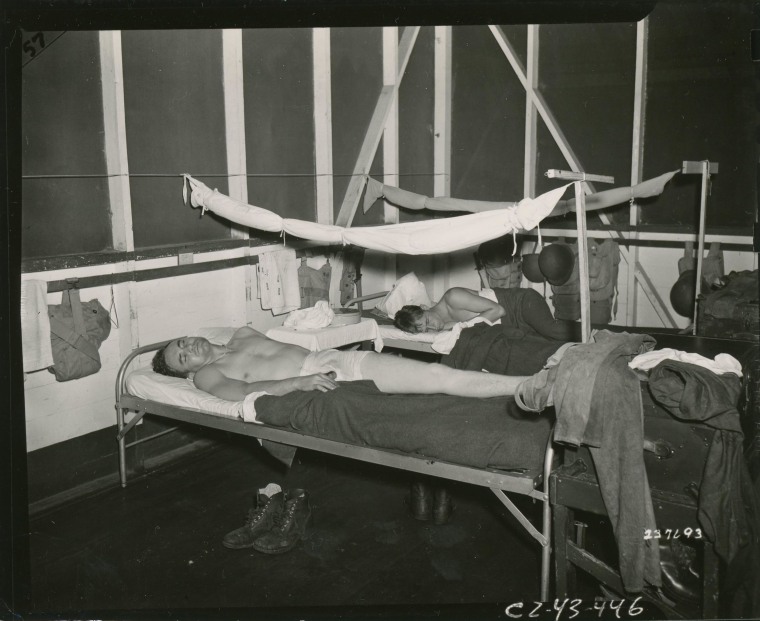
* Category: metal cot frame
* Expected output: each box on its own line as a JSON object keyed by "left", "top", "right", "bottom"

{"left": 115, "top": 340, "right": 557, "bottom": 600}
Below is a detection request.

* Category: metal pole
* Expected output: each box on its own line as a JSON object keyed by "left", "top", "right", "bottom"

{"left": 692, "top": 160, "right": 710, "bottom": 334}
{"left": 574, "top": 181, "right": 591, "bottom": 342}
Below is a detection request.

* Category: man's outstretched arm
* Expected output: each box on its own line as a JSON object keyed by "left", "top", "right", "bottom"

{"left": 194, "top": 366, "right": 338, "bottom": 401}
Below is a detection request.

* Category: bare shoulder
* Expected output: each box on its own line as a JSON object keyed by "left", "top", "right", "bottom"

{"left": 444, "top": 287, "right": 479, "bottom": 303}
{"left": 193, "top": 363, "right": 225, "bottom": 391}
{"left": 232, "top": 326, "right": 260, "bottom": 339}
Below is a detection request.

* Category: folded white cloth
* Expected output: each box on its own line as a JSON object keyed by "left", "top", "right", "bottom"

{"left": 257, "top": 248, "right": 300, "bottom": 315}
{"left": 283, "top": 300, "right": 335, "bottom": 330}
{"left": 432, "top": 316, "right": 492, "bottom": 355}
{"left": 629, "top": 348, "right": 742, "bottom": 376}
{"left": 243, "top": 390, "right": 268, "bottom": 423}
{"left": 21, "top": 279, "right": 54, "bottom": 372}
{"left": 376, "top": 272, "right": 433, "bottom": 319}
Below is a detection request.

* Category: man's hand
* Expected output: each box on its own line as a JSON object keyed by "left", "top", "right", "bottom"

{"left": 296, "top": 372, "right": 339, "bottom": 392}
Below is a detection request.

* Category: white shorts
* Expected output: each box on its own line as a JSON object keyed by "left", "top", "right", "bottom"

{"left": 299, "top": 349, "right": 370, "bottom": 382}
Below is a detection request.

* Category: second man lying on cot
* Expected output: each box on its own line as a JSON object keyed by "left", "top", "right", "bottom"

{"left": 393, "top": 286, "right": 575, "bottom": 342}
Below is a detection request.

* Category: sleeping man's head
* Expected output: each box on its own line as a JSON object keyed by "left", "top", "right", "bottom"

{"left": 393, "top": 305, "right": 445, "bottom": 333}
{"left": 152, "top": 336, "right": 214, "bottom": 378}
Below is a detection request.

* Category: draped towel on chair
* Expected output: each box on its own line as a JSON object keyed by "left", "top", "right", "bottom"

{"left": 182, "top": 175, "right": 572, "bottom": 255}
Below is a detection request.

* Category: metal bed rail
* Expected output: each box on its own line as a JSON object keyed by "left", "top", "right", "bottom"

{"left": 114, "top": 338, "right": 177, "bottom": 489}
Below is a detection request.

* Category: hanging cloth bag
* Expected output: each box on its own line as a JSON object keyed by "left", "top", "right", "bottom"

{"left": 48, "top": 287, "right": 111, "bottom": 382}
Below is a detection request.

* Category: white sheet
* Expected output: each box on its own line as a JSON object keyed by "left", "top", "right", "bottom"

{"left": 377, "top": 325, "right": 438, "bottom": 345}
{"left": 125, "top": 367, "right": 246, "bottom": 419}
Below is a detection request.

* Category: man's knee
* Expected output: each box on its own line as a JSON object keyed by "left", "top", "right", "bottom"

{"left": 425, "top": 362, "right": 454, "bottom": 382}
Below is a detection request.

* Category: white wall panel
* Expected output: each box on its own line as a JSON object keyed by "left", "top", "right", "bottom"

{"left": 134, "top": 268, "right": 247, "bottom": 345}
{"left": 22, "top": 262, "right": 288, "bottom": 451}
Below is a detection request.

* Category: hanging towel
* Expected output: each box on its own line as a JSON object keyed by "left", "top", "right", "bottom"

{"left": 21, "top": 279, "right": 54, "bottom": 372}
{"left": 257, "top": 249, "right": 300, "bottom": 316}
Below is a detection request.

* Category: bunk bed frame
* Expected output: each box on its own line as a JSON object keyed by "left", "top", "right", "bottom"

{"left": 115, "top": 339, "right": 556, "bottom": 601}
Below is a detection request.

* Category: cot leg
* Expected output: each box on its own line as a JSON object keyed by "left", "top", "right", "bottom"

{"left": 540, "top": 493, "right": 552, "bottom": 601}
{"left": 540, "top": 434, "right": 556, "bottom": 601}
{"left": 117, "top": 406, "right": 127, "bottom": 487}
{"left": 553, "top": 504, "right": 573, "bottom": 597}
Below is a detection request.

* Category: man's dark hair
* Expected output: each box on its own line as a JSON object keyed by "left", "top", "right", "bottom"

{"left": 393, "top": 305, "right": 424, "bottom": 333}
{"left": 152, "top": 344, "right": 189, "bottom": 379}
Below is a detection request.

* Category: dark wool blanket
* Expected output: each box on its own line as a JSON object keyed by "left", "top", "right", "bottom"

{"left": 494, "top": 287, "right": 577, "bottom": 342}
{"left": 442, "top": 325, "right": 564, "bottom": 376}
{"left": 255, "top": 380, "right": 552, "bottom": 472}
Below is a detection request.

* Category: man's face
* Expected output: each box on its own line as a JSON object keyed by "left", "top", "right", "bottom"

{"left": 414, "top": 311, "right": 443, "bottom": 333}
{"left": 163, "top": 336, "right": 212, "bottom": 374}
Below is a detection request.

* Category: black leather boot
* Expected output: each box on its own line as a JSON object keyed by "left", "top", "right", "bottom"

{"left": 222, "top": 491, "right": 284, "bottom": 549}
{"left": 432, "top": 486, "right": 453, "bottom": 525}
{"left": 253, "top": 489, "right": 312, "bottom": 555}
{"left": 659, "top": 540, "right": 700, "bottom": 603}
{"left": 410, "top": 481, "right": 433, "bottom": 521}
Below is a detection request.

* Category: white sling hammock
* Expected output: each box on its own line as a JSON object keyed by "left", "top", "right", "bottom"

{"left": 183, "top": 174, "right": 571, "bottom": 255}
{"left": 182, "top": 170, "right": 678, "bottom": 255}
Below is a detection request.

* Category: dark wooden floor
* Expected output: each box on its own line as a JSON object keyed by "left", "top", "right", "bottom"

{"left": 28, "top": 435, "right": 569, "bottom": 618}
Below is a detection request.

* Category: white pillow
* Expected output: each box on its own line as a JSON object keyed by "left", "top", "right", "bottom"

{"left": 375, "top": 272, "right": 433, "bottom": 319}
{"left": 191, "top": 326, "right": 238, "bottom": 344}
{"left": 126, "top": 367, "right": 243, "bottom": 419}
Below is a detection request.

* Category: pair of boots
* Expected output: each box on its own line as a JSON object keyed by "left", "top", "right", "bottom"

{"left": 409, "top": 480, "right": 453, "bottom": 525}
{"left": 222, "top": 487, "right": 312, "bottom": 554}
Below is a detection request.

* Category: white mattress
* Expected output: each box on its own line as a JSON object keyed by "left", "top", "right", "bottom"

{"left": 267, "top": 318, "right": 384, "bottom": 351}
{"left": 376, "top": 324, "right": 439, "bottom": 344}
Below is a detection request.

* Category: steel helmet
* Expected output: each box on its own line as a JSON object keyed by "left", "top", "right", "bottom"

{"left": 539, "top": 244, "right": 575, "bottom": 286}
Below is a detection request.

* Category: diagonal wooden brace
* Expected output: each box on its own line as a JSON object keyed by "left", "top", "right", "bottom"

{"left": 335, "top": 27, "right": 420, "bottom": 227}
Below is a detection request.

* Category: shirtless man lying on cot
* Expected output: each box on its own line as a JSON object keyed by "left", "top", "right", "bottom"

{"left": 393, "top": 286, "right": 574, "bottom": 341}
{"left": 393, "top": 287, "right": 506, "bottom": 333}
{"left": 151, "top": 326, "right": 534, "bottom": 402}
